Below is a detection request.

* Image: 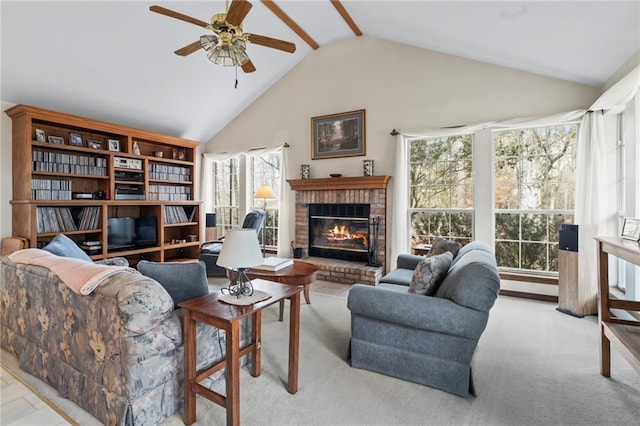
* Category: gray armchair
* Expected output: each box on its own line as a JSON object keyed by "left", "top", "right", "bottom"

{"left": 199, "top": 210, "right": 265, "bottom": 276}
{"left": 347, "top": 241, "right": 500, "bottom": 397}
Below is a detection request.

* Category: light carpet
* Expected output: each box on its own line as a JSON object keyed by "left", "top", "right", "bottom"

{"left": 2, "top": 292, "right": 640, "bottom": 425}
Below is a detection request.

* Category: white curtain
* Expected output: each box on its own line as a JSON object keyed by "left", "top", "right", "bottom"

{"left": 590, "top": 65, "right": 640, "bottom": 115}
{"left": 575, "top": 111, "right": 605, "bottom": 314}
{"left": 492, "top": 110, "right": 586, "bottom": 129}
{"left": 390, "top": 134, "right": 409, "bottom": 270}
{"left": 243, "top": 144, "right": 290, "bottom": 257}
{"left": 583, "top": 65, "right": 640, "bottom": 304}
{"left": 201, "top": 151, "right": 242, "bottom": 232}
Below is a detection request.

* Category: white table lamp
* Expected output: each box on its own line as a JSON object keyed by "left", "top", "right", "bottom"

{"left": 216, "top": 229, "right": 264, "bottom": 297}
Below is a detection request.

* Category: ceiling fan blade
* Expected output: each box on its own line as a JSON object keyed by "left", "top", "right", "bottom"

{"left": 246, "top": 34, "right": 296, "bottom": 53}
{"left": 175, "top": 40, "right": 203, "bottom": 56}
{"left": 226, "top": 0, "right": 253, "bottom": 27}
{"left": 242, "top": 59, "right": 256, "bottom": 73}
{"left": 149, "top": 5, "right": 208, "bottom": 28}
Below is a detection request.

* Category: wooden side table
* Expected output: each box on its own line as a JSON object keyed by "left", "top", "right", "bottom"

{"left": 246, "top": 260, "right": 318, "bottom": 321}
{"left": 178, "top": 279, "right": 303, "bottom": 426}
{"left": 413, "top": 244, "right": 432, "bottom": 256}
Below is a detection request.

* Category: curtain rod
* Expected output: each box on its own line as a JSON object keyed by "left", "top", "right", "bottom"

{"left": 390, "top": 129, "right": 399, "bottom": 136}
{"left": 247, "top": 143, "right": 290, "bottom": 151}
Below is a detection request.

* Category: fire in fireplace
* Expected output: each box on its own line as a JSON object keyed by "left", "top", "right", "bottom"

{"left": 308, "top": 203, "right": 370, "bottom": 262}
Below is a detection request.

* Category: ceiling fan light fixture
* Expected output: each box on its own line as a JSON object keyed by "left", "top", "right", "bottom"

{"left": 151, "top": 0, "right": 296, "bottom": 74}
{"left": 231, "top": 38, "right": 250, "bottom": 65}
{"left": 208, "top": 45, "right": 236, "bottom": 66}
{"left": 200, "top": 34, "right": 219, "bottom": 52}
{"left": 205, "top": 37, "right": 249, "bottom": 66}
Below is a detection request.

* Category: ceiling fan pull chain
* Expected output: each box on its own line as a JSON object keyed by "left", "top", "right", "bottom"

{"left": 235, "top": 63, "right": 239, "bottom": 89}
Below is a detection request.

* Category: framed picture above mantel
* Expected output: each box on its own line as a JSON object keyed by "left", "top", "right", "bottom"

{"left": 311, "top": 109, "right": 365, "bottom": 160}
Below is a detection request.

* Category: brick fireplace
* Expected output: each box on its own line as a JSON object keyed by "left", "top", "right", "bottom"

{"left": 288, "top": 175, "right": 390, "bottom": 285}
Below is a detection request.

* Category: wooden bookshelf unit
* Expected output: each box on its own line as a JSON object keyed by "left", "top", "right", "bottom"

{"left": 6, "top": 104, "right": 202, "bottom": 264}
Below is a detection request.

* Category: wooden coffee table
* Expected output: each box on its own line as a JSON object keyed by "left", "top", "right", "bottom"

{"left": 178, "top": 279, "right": 302, "bottom": 426}
{"left": 246, "top": 260, "right": 318, "bottom": 321}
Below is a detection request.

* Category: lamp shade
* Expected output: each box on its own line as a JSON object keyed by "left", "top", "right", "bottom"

{"left": 216, "top": 229, "right": 263, "bottom": 269}
{"left": 254, "top": 185, "right": 275, "bottom": 199}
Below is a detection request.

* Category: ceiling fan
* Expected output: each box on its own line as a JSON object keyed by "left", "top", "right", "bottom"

{"left": 150, "top": 0, "right": 296, "bottom": 74}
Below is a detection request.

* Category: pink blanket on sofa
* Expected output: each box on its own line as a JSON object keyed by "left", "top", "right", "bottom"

{"left": 8, "top": 249, "right": 137, "bottom": 295}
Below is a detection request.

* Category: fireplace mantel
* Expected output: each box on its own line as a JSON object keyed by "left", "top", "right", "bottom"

{"left": 288, "top": 175, "right": 390, "bottom": 191}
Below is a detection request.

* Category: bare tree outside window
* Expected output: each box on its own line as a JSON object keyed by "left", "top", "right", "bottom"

{"left": 494, "top": 124, "right": 577, "bottom": 273}
{"left": 213, "top": 157, "right": 240, "bottom": 238}
{"left": 251, "top": 152, "right": 281, "bottom": 250}
{"left": 409, "top": 135, "right": 474, "bottom": 247}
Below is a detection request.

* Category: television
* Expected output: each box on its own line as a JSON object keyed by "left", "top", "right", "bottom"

{"left": 107, "top": 216, "right": 157, "bottom": 250}
{"left": 135, "top": 216, "right": 157, "bottom": 247}
{"left": 107, "top": 217, "right": 135, "bottom": 250}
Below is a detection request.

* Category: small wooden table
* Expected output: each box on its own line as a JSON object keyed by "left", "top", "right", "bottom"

{"left": 413, "top": 244, "right": 432, "bottom": 256}
{"left": 246, "top": 260, "right": 319, "bottom": 321}
{"left": 594, "top": 236, "right": 640, "bottom": 377}
{"left": 178, "top": 279, "right": 302, "bottom": 426}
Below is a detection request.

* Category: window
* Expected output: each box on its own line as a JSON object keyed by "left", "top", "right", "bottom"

{"left": 493, "top": 124, "right": 577, "bottom": 273}
{"left": 213, "top": 156, "right": 240, "bottom": 238}
{"left": 250, "top": 152, "right": 281, "bottom": 251}
{"left": 409, "top": 135, "right": 474, "bottom": 246}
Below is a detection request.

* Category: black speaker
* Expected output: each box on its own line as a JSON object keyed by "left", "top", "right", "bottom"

{"left": 205, "top": 213, "right": 216, "bottom": 228}
{"left": 559, "top": 224, "right": 578, "bottom": 252}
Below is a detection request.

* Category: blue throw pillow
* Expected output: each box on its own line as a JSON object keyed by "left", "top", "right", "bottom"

{"left": 43, "top": 234, "right": 92, "bottom": 262}
{"left": 137, "top": 260, "right": 210, "bottom": 307}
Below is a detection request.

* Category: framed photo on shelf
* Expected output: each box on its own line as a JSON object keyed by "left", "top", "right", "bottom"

{"left": 35, "top": 128, "right": 46, "bottom": 142}
{"left": 69, "top": 132, "right": 83, "bottom": 147}
{"left": 87, "top": 139, "right": 102, "bottom": 149}
{"left": 48, "top": 135, "right": 64, "bottom": 144}
{"left": 108, "top": 139, "right": 120, "bottom": 152}
{"left": 311, "top": 109, "right": 366, "bottom": 160}
{"left": 172, "top": 148, "right": 186, "bottom": 160}
{"left": 621, "top": 217, "right": 640, "bottom": 241}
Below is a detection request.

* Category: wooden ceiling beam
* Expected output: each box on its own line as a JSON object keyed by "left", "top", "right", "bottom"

{"left": 260, "top": 0, "right": 320, "bottom": 50}
{"left": 331, "top": 0, "right": 362, "bottom": 36}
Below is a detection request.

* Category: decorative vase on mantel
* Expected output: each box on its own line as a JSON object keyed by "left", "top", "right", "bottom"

{"left": 300, "top": 164, "right": 310, "bottom": 179}
{"left": 363, "top": 160, "right": 374, "bottom": 176}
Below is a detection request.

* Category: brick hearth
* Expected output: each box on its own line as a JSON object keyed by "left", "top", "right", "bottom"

{"left": 302, "top": 256, "right": 383, "bottom": 286}
{"left": 288, "top": 176, "right": 390, "bottom": 286}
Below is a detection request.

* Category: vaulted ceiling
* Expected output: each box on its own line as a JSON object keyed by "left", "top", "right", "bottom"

{"left": 2, "top": 1, "right": 638, "bottom": 142}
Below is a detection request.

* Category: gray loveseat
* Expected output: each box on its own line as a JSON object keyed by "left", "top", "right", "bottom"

{"left": 347, "top": 241, "right": 500, "bottom": 397}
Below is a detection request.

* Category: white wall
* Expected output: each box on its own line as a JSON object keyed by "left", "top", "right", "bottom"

{"left": 202, "top": 36, "right": 601, "bottom": 256}
{"left": 0, "top": 37, "right": 604, "bottom": 250}
{"left": 0, "top": 101, "right": 16, "bottom": 239}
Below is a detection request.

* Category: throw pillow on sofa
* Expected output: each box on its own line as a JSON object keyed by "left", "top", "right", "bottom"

{"left": 137, "top": 260, "right": 209, "bottom": 307}
{"left": 408, "top": 251, "right": 453, "bottom": 296}
{"left": 43, "top": 233, "right": 92, "bottom": 262}
{"left": 426, "top": 237, "right": 463, "bottom": 259}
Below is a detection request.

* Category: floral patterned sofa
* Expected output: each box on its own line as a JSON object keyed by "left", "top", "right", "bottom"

{"left": 0, "top": 253, "right": 250, "bottom": 425}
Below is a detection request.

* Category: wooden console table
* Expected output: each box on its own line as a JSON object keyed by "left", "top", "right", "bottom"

{"left": 178, "top": 279, "right": 302, "bottom": 426}
{"left": 594, "top": 236, "right": 640, "bottom": 376}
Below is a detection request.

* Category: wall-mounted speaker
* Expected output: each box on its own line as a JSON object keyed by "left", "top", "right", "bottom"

{"left": 559, "top": 224, "right": 578, "bottom": 252}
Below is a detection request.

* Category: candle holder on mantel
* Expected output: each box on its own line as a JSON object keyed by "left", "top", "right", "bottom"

{"left": 363, "top": 160, "right": 375, "bottom": 176}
